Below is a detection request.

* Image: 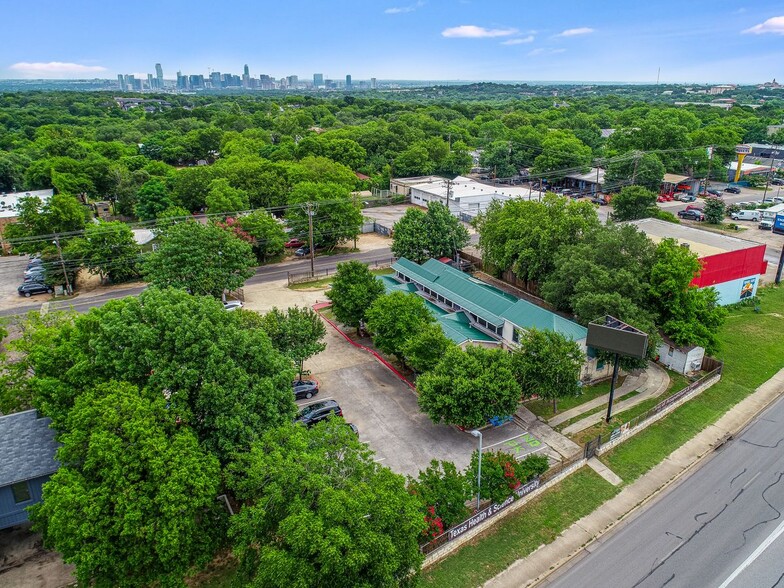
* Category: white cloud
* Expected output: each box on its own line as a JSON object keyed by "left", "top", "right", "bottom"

{"left": 527, "top": 48, "right": 566, "bottom": 57}
{"left": 556, "top": 27, "right": 595, "bottom": 37}
{"left": 385, "top": 1, "right": 424, "bottom": 14}
{"left": 502, "top": 35, "right": 535, "bottom": 45}
{"left": 743, "top": 16, "right": 784, "bottom": 35}
{"left": 9, "top": 61, "right": 108, "bottom": 78}
{"left": 442, "top": 25, "right": 518, "bottom": 38}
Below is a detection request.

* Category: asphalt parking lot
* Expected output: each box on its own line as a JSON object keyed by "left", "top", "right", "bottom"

{"left": 0, "top": 256, "right": 31, "bottom": 302}
{"left": 298, "top": 325, "right": 548, "bottom": 478}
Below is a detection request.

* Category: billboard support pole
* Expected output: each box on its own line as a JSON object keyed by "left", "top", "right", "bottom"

{"left": 605, "top": 353, "right": 621, "bottom": 423}
{"left": 776, "top": 246, "right": 784, "bottom": 285}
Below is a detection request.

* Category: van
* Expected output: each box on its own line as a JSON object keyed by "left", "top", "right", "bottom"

{"left": 730, "top": 209, "right": 760, "bottom": 221}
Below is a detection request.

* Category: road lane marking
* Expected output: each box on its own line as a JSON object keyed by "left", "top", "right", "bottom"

{"left": 743, "top": 471, "right": 762, "bottom": 489}
{"left": 716, "top": 517, "right": 784, "bottom": 588}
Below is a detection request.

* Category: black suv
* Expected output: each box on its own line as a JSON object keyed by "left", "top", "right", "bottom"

{"left": 724, "top": 186, "right": 741, "bottom": 194}
{"left": 292, "top": 379, "right": 319, "bottom": 400}
{"left": 678, "top": 209, "right": 705, "bottom": 221}
{"left": 18, "top": 282, "right": 53, "bottom": 297}
{"left": 295, "top": 399, "right": 342, "bottom": 427}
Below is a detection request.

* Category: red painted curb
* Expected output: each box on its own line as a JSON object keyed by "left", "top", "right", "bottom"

{"left": 313, "top": 303, "right": 417, "bottom": 391}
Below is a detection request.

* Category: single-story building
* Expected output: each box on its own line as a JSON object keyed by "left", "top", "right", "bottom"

{"left": 661, "top": 173, "right": 699, "bottom": 196}
{"left": 628, "top": 218, "right": 768, "bottom": 304}
{"left": 131, "top": 228, "right": 159, "bottom": 252}
{"left": 657, "top": 334, "right": 705, "bottom": 375}
{"left": 0, "top": 410, "right": 59, "bottom": 530}
{"left": 387, "top": 258, "right": 611, "bottom": 381}
{"left": 562, "top": 167, "right": 605, "bottom": 196}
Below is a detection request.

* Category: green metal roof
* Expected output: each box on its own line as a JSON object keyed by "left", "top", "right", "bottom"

{"left": 438, "top": 312, "right": 496, "bottom": 344}
{"left": 500, "top": 299, "right": 587, "bottom": 341}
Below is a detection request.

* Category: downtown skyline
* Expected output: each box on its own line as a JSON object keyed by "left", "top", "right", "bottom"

{"left": 3, "top": 0, "right": 784, "bottom": 84}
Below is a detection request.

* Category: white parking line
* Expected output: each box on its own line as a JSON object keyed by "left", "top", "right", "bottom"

{"left": 483, "top": 432, "right": 537, "bottom": 451}
{"left": 296, "top": 396, "right": 333, "bottom": 407}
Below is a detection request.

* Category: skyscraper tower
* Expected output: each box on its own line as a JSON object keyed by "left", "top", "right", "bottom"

{"left": 147, "top": 73, "right": 154, "bottom": 91}
{"left": 243, "top": 64, "right": 250, "bottom": 77}
{"left": 345, "top": 74, "right": 352, "bottom": 90}
{"left": 155, "top": 63, "right": 163, "bottom": 88}
{"left": 313, "top": 73, "right": 324, "bottom": 88}
{"left": 117, "top": 74, "right": 126, "bottom": 91}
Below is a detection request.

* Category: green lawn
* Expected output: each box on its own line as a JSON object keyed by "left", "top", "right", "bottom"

{"left": 601, "top": 286, "right": 784, "bottom": 483}
{"left": 525, "top": 376, "right": 626, "bottom": 420}
{"left": 553, "top": 390, "right": 640, "bottom": 433}
{"left": 418, "top": 468, "right": 619, "bottom": 588}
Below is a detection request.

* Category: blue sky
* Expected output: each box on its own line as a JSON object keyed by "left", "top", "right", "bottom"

{"left": 3, "top": 0, "right": 784, "bottom": 83}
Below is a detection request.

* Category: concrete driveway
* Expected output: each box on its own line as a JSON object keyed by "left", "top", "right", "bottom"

{"left": 300, "top": 324, "right": 547, "bottom": 478}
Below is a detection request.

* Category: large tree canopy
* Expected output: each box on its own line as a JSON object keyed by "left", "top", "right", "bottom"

{"left": 326, "top": 260, "right": 385, "bottom": 330}
{"left": 392, "top": 201, "right": 469, "bottom": 264}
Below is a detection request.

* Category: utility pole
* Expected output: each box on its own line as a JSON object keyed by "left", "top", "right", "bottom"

{"left": 762, "top": 145, "right": 778, "bottom": 203}
{"left": 53, "top": 234, "right": 72, "bottom": 295}
{"left": 705, "top": 146, "right": 714, "bottom": 193}
{"left": 631, "top": 152, "right": 641, "bottom": 185}
{"left": 444, "top": 178, "right": 453, "bottom": 213}
{"left": 306, "top": 202, "right": 316, "bottom": 277}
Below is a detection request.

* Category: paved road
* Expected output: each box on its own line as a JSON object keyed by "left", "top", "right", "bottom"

{"left": 0, "top": 247, "right": 393, "bottom": 319}
{"left": 541, "top": 394, "right": 784, "bottom": 588}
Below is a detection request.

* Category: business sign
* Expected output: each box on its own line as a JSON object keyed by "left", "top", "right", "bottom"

{"left": 445, "top": 478, "right": 542, "bottom": 542}
{"left": 773, "top": 213, "right": 784, "bottom": 236}
{"left": 735, "top": 144, "right": 753, "bottom": 155}
{"left": 587, "top": 316, "right": 648, "bottom": 360}
{"left": 740, "top": 278, "right": 756, "bottom": 300}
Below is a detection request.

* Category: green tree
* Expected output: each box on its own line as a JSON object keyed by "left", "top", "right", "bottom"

{"left": 143, "top": 221, "right": 256, "bottom": 298}
{"left": 407, "top": 460, "right": 472, "bottom": 531}
{"left": 704, "top": 197, "right": 726, "bottom": 225}
{"left": 611, "top": 185, "right": 658, "bottom": 221}
{"left": 236, "top": 209, "right": 287, "bottom": 262}
{"left": 205, "top": 178, "right": 250, "bottom": 215}
{"left": 326, "top": 260, "right": 385, "bottom": 331}
{"left": 3, "top": 193, "right": 87, "bottom": 253}
{"left": 393, "top": 144, "right": 435, "bottom": 177}
{"left": 468, "top": 451, "right": 548, "bottom": 504}
{"left": 531, "top": 131, "right": 592, "bottom": 180}
{"left": 30, "top": 381, "right": 225, "bottom": 588}
{"left": 170, "top": 165, "right": 216, "bottom": 212}
{"left": 285, "top": 182, "right": 362, "bottom": 249}
{"left": 511, "top": 328, "right": 584, "bottom": 413}
{"left": 24, "top": 288, "right": 296, "bottom": 463}
{"left": 480, "top": 141, "right": 517, "bottom": 178}
{"left": 65, "top": 221, "right": 140, "bottom": 284}
{"left": 226, "top": 420, "right": 425, "bottom": 588}
{"left": 365, "top": 292, "right": 435, "bottom": 360}
{"left": 604, "top": 152, "right": 665, "bottom": 193}
{"left": 417, "top": 345, "right": 521, "bottom": 428}
{"left": 401, "top": 323, "right": 456, "bottom": 374}
{"left": 260, "top": 306, "right": 327, "bottom": 379}
{"left": 391, "top": 201, "right": 470, "bottom": 264}
{"left": 135, "top": 178, "right": 174, "bottom": 221}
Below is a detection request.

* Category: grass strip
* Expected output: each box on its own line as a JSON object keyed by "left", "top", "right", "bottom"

{"left": 525, "top": 376, "right": 626, "bottom": 420}
{"left": 417, "top": 468, "right": 619, "bottom": 588}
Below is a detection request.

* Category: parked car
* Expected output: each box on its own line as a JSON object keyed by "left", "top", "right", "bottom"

{"left": 724, "top": 186, "right": 741, "bottom": 194}
{"left": 18, "top": 282, "right": 53, "bottom": 297}
{"left": 772, "top": 178, "right": 784, "bottom": 186}
{"left": 684, "top": 204, "right": 704, "bottom": 212}
{"left": 285, "top": 238, "right": 305, "bottom": 248}
{"left": 678, "top": 209, "right": 705, "bottom": 221}
{"left": 294, "top": 245, "right": 314, "bottom": 257}
{"left": 23, "top": 271, "right": 46, "bottom": 283}
{"left": 590, "top": 196, "right": 607, "bottom": 206}
{"left": 26, "top": 258, "right": 44, "bottom": 270}
{"left": 223, "top": 301, "right": 243, "bottom": 312}
{"left": 773, "top": 197, "right": 784, "bottom": 204}
{"left": 678, "top": 193, "right": 696, "bottom": 202}
{"left": 346, "top": 422, "right": 359, "bottom": 435}
{"left": 295, "top": 399, "right": 343, "bottom": 427}
{"left": 730, "top": 210, "right": 760, "bottom": 221}
{"left": 707, "top": 189, "right": 722, "bottom": 197}
{"left": 759, "top": 219, "right": 774, "bottom": 230}
{"left": 292, "top": 379, "right": 319, "bottom": 400}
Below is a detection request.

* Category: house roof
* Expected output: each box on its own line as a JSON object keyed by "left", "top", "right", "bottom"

{"left": 391, "top": 258, "right": 586, "bottom": 341}
{"left": 662, "top": 173, "right": 691, "bottom": 185}
{"left": 0, "top": 410, "right": 59, "bottom": 487}
{"left": 627, "top": 218, "right": 763, "bottom": 256}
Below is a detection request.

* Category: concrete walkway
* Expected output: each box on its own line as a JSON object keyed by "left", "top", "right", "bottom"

{"left": 484, "top": 367, "right": 784, "bottom": 588}
{"left": 548, "top": 371, "right": 641, "bottom": 427}
{"left": 560, "top": 362, "right": 670, "bottom": 436}
{"left": 514, "top": 406, "right": 582, "bottom": 460}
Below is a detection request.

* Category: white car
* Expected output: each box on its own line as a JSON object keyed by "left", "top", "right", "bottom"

{"left": 223, "top": 301, "right": 244, "bottom": 311}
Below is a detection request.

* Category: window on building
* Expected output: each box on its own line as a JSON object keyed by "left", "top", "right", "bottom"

{"left": 512, "top": 328, "right": 520, "bottom": 343}
{"left": 11, "top": 481, "right": 31, "bottom": 503}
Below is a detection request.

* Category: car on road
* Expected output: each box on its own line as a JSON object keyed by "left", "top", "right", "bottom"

{"left": 18, "top": 282, "right": 53, "bottom": 297}
{"left": 678, "top": 209, "right": 705, "bottom": 221}
{"left": 678, "top": 193, "right": 696, "bottom": 202}
{"left": 294, "top": 245, "right": 310, "bottom": 257}
{"left": 292, "top": 379, "right": 319, "bottom": 400}
{"left": 724, "top": 186, "right": 741, "bottom": 194}
{"left": 759, "top": 219, "right": 774, "bottom": 230}
{"left": 285, "top": 238, "right": 305, "bottom": 248}
{"left": 223, "top": 301, "right": 243, "bottom": 311}
{"left": 295, "top": 399, "right": 343, "bottom": 427}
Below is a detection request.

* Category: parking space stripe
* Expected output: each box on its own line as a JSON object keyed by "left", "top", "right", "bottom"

{"left": 297, "top": 396, "right": 333, "bottom": 407}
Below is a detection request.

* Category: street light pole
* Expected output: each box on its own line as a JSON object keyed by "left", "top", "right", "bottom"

{"left": 53, "top": 234, "right": 72, "bottom": 295}
{"left": 470, "top": 429, "right": 483, "bottom": 510}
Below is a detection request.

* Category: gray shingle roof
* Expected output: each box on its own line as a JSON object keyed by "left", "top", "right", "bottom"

{"left": 0, "top": 410, "right": 59, "bottom": 486}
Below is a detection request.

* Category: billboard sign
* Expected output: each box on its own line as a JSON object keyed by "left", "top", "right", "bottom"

{"left": 735, "top": 144, "right": 753, "bottom": 155}
{"left": 587, "top": 316, "right": 648, "bottom": 359}
{"left": 774, "top": 213, "right": 784, "bottom": 236}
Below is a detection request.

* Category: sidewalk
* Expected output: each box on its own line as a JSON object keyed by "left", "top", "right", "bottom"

{"left": 514, "top": 406, "right": 581, "bottom": 460}
{"left": 484, "top": 367, "right": 784, "bottom": 588}
{"left": 559, "top": 362, "right": 669, "bottom": 435}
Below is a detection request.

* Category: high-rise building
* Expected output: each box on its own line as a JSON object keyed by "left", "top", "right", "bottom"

{"left": 371, "top": 77, "right": 377, "bottom": 90}
{"left": 147, "top": 73, "right": 155, "bottom": 90}
{"left": 117, "top": 74, "right": 126, "bottom": 91}
{"left": 313, "top": 73, "right": 324, "bottom": 88}
{"left": 345, "top": 74, "right": 352, "bottom": 90}
{"left": 210, "top": 71, "right": 222, "bottom": 88}
{"left": 287, "top": 75, "right": 298, "bottom": 88}
{"left": 155, "top": 63, "right": 163, "bottom": 88}
{"left": 189, "top": 74, "right": 204, "bottom": 89}
{"left": 243, "top": 64, "right": 250, "bottom": 77}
